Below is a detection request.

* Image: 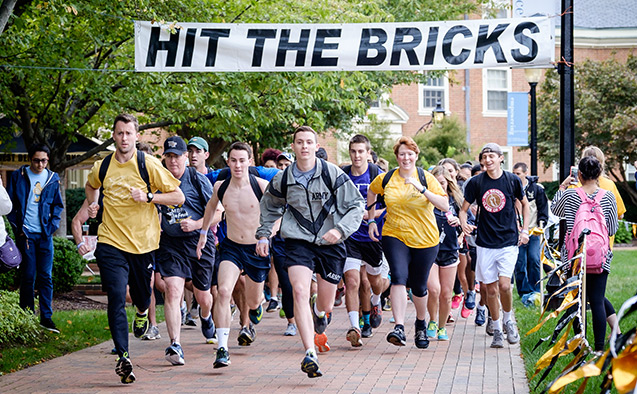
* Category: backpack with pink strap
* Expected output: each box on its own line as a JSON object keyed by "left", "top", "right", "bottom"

{"left": 565, "top": 188, "right": 609, "bottom": 274}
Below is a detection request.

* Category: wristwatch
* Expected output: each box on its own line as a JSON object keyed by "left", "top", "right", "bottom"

{"left": 421, "top": 185, "right": 428, "bottom": 194}
{"left": 146, "top": 192, "right": 154, "bottom": 203}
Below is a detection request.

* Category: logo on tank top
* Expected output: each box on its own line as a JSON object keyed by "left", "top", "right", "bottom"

{"left": 482, "top": 189, "right": 506, "bottom": 213}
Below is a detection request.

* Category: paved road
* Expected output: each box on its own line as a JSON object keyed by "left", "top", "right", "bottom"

{"left": 0, "top": 298, "right": 529, "bottom": 393}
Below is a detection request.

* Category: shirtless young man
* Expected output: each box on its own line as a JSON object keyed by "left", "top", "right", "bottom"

{"left": 197, "top": 142, "right": 270, "bottom": 369}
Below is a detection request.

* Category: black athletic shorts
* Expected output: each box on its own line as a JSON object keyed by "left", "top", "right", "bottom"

{"left": 284, "top": 238, "right": 346, "bottom": 285}
{"left": 156, "top": 233, "right": 215, "bottom": 291}
{"left": 468, "top": 246, "right": 477, "bottom": 271}
{"left": 435, "top": 250, "right": 459, "bottom": 267}
{"left": 345, "top": 238, "right": 383, "bottom": 267}
{"left": 219, "top": 238, "right": 270, "bottom": 283}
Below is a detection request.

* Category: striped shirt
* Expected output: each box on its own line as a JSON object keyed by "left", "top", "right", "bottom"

{"left": 551, "top": 188, "right": 618, "bottom": 272}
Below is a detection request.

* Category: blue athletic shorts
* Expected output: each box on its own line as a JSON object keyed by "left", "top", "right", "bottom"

{"left": 219, "top": 238, "right": 270, "bottom": 283}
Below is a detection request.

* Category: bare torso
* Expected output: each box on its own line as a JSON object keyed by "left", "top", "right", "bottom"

{"left": 218, "top": 177, "right": 268, "bottom": 244}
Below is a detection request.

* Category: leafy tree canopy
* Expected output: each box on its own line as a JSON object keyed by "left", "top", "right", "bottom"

{"left": 536, "top": 55, "right": 637, "bottom": 203}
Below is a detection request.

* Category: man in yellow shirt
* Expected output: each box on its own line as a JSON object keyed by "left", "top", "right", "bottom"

{"left": 85, "top": 114, "right": 184, "bottom": 384}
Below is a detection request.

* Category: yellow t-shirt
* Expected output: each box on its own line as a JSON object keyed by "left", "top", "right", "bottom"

{"left": 369, "top": 169, "right": 446, "bottom": 248}
{"left": 87, "top": 151, "right": 181, "bottom": 254}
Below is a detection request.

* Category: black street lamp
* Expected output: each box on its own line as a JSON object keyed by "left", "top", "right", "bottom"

{"left": 525, "top": 68, "right": 542, "bottom": 176}
{"left": 416, "top": 100, "right": 446, "bottom": 134}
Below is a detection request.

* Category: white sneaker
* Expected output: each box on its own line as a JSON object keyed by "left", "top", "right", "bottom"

{"left": 504, "top": 320, "right": 520, "bottom": 344}
{"left": 284, "top": 323, "right": 297, "bottom": 336}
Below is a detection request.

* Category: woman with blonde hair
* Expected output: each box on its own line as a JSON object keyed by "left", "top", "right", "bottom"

{"left": 367, "top": 136, "right": 448, "bottom": 349}
{"left": 426, "top": 166, "right": 464, "bottom": 340}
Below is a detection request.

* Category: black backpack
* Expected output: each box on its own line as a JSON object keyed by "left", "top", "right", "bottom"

{"left": 372, "top": 167, "right": 428, "bottom": 209}
{"left": 95, "top": 151, "right": 151, "bottom": 224}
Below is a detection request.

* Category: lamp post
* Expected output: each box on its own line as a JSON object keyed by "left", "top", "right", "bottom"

{"left": 525, "top": 68, "right": 542, "bottom": 176}
{"left": 416, "top": 100, "right": 446, "bottom": 134}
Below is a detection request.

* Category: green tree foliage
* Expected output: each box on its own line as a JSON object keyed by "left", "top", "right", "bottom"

{"left": 51, "top": 237, "right": 85, "bottom": 293}
{"left": 536, "top": 56, "right": 637, "bottom": 204}
{"left": 414, "top": 116, "right": 471, "bottom": 169}
{"left": 0, "top": 290, "right": 44, "bottom": 347}
{"left": 0, "top": 0, "right": 479, "bottom": 173}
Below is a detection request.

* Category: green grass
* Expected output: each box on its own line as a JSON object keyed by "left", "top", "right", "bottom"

{"left": 0, "top": 305, "right": 164, "bottom": 375}
{"left": 76, "top": 275, "right": 101, "bottom": 284}
{"left": 516, "top": 250, "right": 637, "bottom": 393}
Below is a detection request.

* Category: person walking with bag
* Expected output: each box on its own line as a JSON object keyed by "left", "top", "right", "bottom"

{"left": 0, "top": 175, "right": 19, "bottom": 273}
{"left": 551, "top": 156, "right": 618, "bottom": 351}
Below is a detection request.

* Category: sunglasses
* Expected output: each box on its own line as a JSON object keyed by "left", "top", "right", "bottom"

{"left": 32, "top": 158, "right": 49, "bottom": 164}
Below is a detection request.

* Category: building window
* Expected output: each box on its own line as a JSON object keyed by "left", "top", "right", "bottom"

{"left": 482, "top": 68, "right": 511, "bottom": 115}
{"left": 418, "top": 74, "right": 449, "bottom": 116}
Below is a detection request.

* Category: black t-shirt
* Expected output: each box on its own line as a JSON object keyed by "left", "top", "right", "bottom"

{"left": 463, "top": 171, "right": 524, "bottom": 248}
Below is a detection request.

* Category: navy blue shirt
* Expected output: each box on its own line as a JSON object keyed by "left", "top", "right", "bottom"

{"left": 160, "top": 168, "right": 213, "bottom": 238}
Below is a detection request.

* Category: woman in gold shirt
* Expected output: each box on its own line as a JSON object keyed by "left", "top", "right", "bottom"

{"left": 367, "top": 136, "right": 448, "bottom": 350}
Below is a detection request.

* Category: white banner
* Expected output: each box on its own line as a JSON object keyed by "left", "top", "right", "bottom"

{"left": 134, "top": 18, "right": 555, "bottom": 72}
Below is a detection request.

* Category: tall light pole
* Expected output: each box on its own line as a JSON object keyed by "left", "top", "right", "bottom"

{"left": 525, "top": 68, "right": 542, "bottom": 176}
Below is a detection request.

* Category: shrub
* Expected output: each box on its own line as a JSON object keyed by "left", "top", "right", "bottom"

{"left": 0, "top": 290, "right": 44, "bottom": 347}
{"left": 52, "top": 237, "right": 85, "bottom": 293}
{"left": 65, "top": 188, "right": 86, "bottom": 235}
{"left": 615, "top": 220, "right": 633, "bottom": 244}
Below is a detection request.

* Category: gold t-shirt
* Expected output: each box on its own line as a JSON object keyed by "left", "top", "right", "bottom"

{"left": 369, "top": 169, "right": 446, "bottom": 248}
{"left": 87, "top": 151, "right": 181, "bottom": 254}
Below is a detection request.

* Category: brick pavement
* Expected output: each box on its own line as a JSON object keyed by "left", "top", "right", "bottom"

{"left": 0, "top": 300, "right": 529, "bottom": 394}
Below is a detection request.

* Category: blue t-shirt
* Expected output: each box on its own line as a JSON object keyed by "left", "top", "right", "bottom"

{"left": 205, "top": 166, "right": 279, "bottom": 184}
{"left": 24, "top": 167, "right": 48, "bottom": 233}
{"left": 347, "top": 166, "right": 384, "bottom": 243}
{"left": 159, "top": 168, "right": 213, "bottom": 238}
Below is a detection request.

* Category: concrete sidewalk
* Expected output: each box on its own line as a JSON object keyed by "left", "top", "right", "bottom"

{"left": 0, "top": 299, "right": 529, "bottom": 393}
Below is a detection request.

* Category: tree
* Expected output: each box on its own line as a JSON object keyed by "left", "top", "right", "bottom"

{"left": 536, "top": 55, "right": 637, "bottom": 204}
{"left": 0, "top": 0, "right": 480, "bottom": 234}
{"left": 414, "top": 116, "right": 472, "bottom": 169}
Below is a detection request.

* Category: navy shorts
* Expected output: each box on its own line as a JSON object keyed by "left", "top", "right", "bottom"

{"left": 435, "top": 250, "right": 459, "bottom": 267}
{"left": 284, "top": 238, "right": 346, "bottom": 285}
{"left": 345, "top": 238, "right": 383, "bottom": 268}
{"left": 156, "top": 233, "right": 215, "bottom": 291}
{"left": 219, "top": 238, "right": 270, "bottom": 283}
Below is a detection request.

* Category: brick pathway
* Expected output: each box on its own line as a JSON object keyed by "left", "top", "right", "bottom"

{"left": 0, "top": 300, "right": 529, "bottom": 393}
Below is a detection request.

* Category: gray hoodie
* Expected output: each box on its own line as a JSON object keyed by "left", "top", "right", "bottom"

{"left": 256, "top": 159, "right": 364, "bottom": 245}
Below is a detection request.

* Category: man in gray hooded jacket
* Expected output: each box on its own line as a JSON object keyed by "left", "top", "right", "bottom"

{"left": 256, "top": 126, "right": 364, "bottom": 378}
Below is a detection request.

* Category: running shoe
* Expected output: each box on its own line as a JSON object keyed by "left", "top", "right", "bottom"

{"left": 279, "top": 308, "right": 286, "bottom": 319}
{"left": 132, "top": 312, "right": 149, "bottom": 338}
{"left": 490, "top": 329, "right": 504, "bottom": 348}
{"left": 386, "top": 326, "right": 406, "bottom": 347}
{"left": 334, "top": 286, "right": 345, "bottom": 307}
{"left": 382, "top": 298, "right": 392, "bottom": 311}
{"left": 310, "top": 294, "right": 328, "bottom": 334}
{"left": 266, "top": 298, "right": 280, "bottom": 312}
{"left": 475, "top": 308, "right": 486, "bottom": 326}
{"left": 461, "top": 304, "right": 472, "bottom": 319}
{"left": 486, "top": 316, "right": 494, "bottom": 336}
{"left": 230, "top": 303, "right": 237, "bottom": 319}
{"left": 347, "top": 327, "right": 363, "bottom": 347}
{"left": 249, "top": 304, "right": 263, "bottom": 325}
{"left": 238, "top": 325, "right": 256, "bottom": 346}
{"left": 141, "top": 325, "right": 161, "bottom": 340}
{"left": 447, "top": 313, "right": 455, "bottom": 324}
{"left": 504, "top": 320, "right": 520, "bottom": 344}
{"left": 180, "top": 302, "right": 187, "bottom": 325}
{"left": 370, "top": 305, "right": 382, "bottom": 328}
{"left": 115, "top": 353, "right": 135, "bottom": 384}
{"left": 415, "top": 328, "right": 429, "bottom": 349}
{"left": 264, "top": 284, "right": 271, "bottom": 301}
{"left": 40, "top": 318, "right": 60, "bottom": 334}
{"left": 213, "top": 347, "right": 230, "bottom": 368}
{"left": 314, "top": 332, "right": 331, "bottom": 353}
{"left": 301, "top": 352, "right": 322, "bottom": 378}
{"left": 111, "top": 347, "right": 117, "bottom": 355}
{"left": 200, "top": 312, "right": 216, "bottom": 344}
{"left": 437, "top": 327, "right": 449, "bottom": 341}
{"left": 184, "top": 312, "right": 197, "bottom": 327}
{"left": 426, "top": 321, "right": 438, "bottom": 338}
{"left": 465, "top": 290, "right": 476, "bottom": 309}
{"left": 284, "top": 323, "right": 297, "bottom": 336}
{"left": 165, "top": 342, "right": 185, "bottom": 365}
{"left": 451, "top": 294, "right": 463, "bottom": 309}
{"left": 361, "top": 323, "right": 373, "bottom": 338}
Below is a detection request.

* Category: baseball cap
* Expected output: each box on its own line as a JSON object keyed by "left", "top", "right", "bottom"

{"left": 187, "top": 136, "right": 209, "bottom": 152}
{"left": 480, "top": 143, "right": 503, "bottom": 156}
{"left": 164, "top": 136, "right": 187, "bottom": 155}
{"left": 277, "top": 152, "right": 294, "bottom": 162}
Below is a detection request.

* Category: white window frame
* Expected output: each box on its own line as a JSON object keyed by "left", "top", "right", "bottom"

{"left": 482, "top": 68, "right": 512, "bottom": 117}
{"left": 418, "top": 73, "right": 450, "bottom": 117}
{"left": 501, "top": 146, "right": 513, "bottom": 172}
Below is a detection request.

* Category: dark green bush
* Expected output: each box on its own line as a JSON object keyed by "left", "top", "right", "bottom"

{"left": 65, "top": 188, "right": 86, "bottom": 235}
{"left": 541, "top": 181, "right": 559, "bottom": 200}
{"left": 0, "top": 290, "right": 44, "bottom": 347}
{"left": 615, "top": 220, "right": 633, "bottom": 244}
{"left": 52, "top": 237, "right": 85, "bottom": 293}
